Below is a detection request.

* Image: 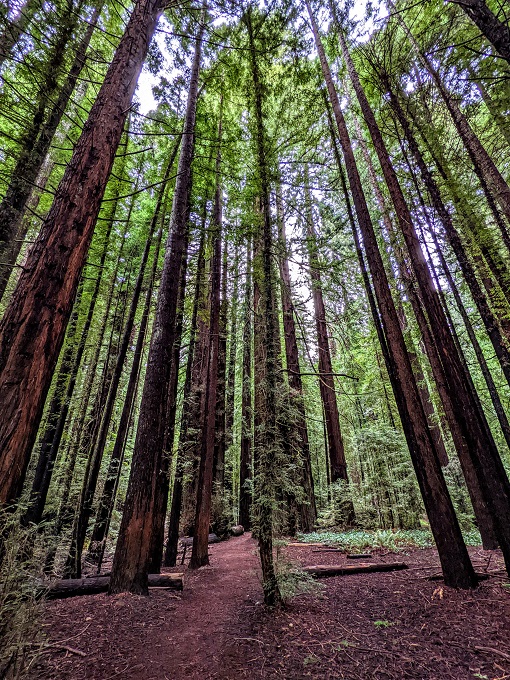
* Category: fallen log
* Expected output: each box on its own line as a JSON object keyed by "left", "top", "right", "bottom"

{"left": 180, "top": 533, "right": 220, "bottom": 547}
{"left": 287, "top": 542, "right": 328, "bottom": 548}
{"left": 302, "top": 562, "right": 408, "bottom": 578}
{"left": 347, "top": 553, "right": 372, "bottom": 560}
{"left": 43, "top": 573, "right": 184, "bottom": 599}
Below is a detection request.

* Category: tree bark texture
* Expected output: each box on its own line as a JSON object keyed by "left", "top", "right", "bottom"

{"left": 304, "top": 170, "right": 350, "bottom": 492}
{"left": 0, "top": 1, "right": 104, "bottom": 266}
{"left": 276, "top": 185, "right": 316, "bottom": 532}
{"left": 451, "top": 0, "right": 510, "bottom": 64}
{"left": 245, "top": 6, "right": 281, "bottom": 606}
{"left": 189, "top": 121, "right": 223, "bottom": 569}
{"left": 0, "top": 0, "right": 168, "bottom": 505}
{"left": 163, "top": 231, "right": 206, "bottom": 568}
{"left": 239, "top": 242, "right": 253, "bottom": 532}
{"left": 109, "top": 15, "right": 204, "bottom": 595}
{"left": 339, "top": 29, "right": 510, "bottom": 570}
{"left": 308, "top": 1, "right": 476, "bottom": 588}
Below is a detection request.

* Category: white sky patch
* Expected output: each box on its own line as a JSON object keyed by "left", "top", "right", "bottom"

{"left": 135, "top": 17, "right": 177, "bottom": 114}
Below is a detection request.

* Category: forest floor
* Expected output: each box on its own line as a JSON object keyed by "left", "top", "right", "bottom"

{"left": 32, "top": 533, "right": 510, "bottom": 680}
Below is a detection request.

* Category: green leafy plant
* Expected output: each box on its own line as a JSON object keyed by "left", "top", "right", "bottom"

{"left": 296, "top": 528, "right": 482, "bottom": 552}
{"left": 0, "top": 510, "right": 46, "bottom": 679}
{"left": 274, "top": 556, "right": 324, "bottom": 604}
{"left": 303, "top": 654, "right": 320, "bottom": 666}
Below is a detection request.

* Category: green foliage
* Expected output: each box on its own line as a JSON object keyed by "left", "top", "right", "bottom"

{"left": 303, "top": 654, "right": 320, "bottom": 666}
{"left": 296, "top": 528, "right": 482, "bottom": 551}
{"left": 210, "top": 486, "right": 235, "bottom": 539}
{"left": 274, "top": 555, "right": 324, "bottom": 604}
{"left": 0, "top": 512, "right": 46, "bottom": 679}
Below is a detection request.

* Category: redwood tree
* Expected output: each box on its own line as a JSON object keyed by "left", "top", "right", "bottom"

{"left": 0, "top": 0, "right": 169, "bottom": 506}
{"left": 109, "top": 12, "right": 205, "bottom": 595}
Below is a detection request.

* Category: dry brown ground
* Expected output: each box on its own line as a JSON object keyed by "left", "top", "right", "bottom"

{"left": 31, "top": 533, "right": 510, "bottom": 680}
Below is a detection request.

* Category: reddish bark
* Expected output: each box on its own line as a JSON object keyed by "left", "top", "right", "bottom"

{"left": 213, "top": 241, "right": 228, "bottom": 487}
{"left": 0, "top": 0, "right": 168, "bottom": 505}
{"left": 163, "top": 230, "right": 206, "bottom": 568}
{"left": 109, "top": 15, "right": 204, "bottom": 595}
{"left": 239, "top": 242, "right": 253, "bottom": 532}
{"left": 190, "top": 116, "right": 223, "bottom": 569}
{"left": 308, "top": 1, "right": 476, "bottom": 588}
{"left": 339, "top": 31, "right": 510, "bottom": 569}
{"left": 304, "top": 171, "right": 349, "bottom": 488}
{"left": 276, "top": 186, "right": 316, "bottom": 532}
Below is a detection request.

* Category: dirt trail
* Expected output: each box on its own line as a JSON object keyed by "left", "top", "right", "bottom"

{"left": 33, "top": 538, "right": 510, "bottom": 680}
{"left": 35, "top": 533, "right": 262, "bottom": 679}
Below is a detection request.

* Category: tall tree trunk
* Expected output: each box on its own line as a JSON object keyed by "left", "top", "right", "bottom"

{"left": 175, "top": 193, "right": 213, "bottom": 536}
{"left": 42, "top": 252, "right": 130, "bottom": 572}
{"left": 20, "top": 154, "right": 130, "bottom": 526}
{"left": 304, "top": 169, "right": 351, "bottom": 500}
{"left": 87, "top": 247, "right": 155, "bottom": 570}
{"left": 239, "top": 242, "right": 253, "bottom": 532}
{"left": 352, "top": 100, "right": 495, "bottom": 544}
{"left": 244, "top": 7, "right": 281, "bottom": 606}
{"left": 349, "top": 104, "right": 449, "bottom": 466}
{"left": 276, "top": 185, "right": 316, "bottom": 531}
{"left": 401, "top": 144, "right": 510, "bottom": 454}
{"left": 0, "top": 159, "right": 54, "bottom": 304}
{"left": 0, "top": 0, "right": 85, "bottom": 263}
{"left": 20, "top": 278, "right": 85, "bottom": 526}
{"left": 339, "top": 30, "right": 510, "bottom": 569}
{"left": 308, "top": 0, "right": 476, "bottom": 588}
{"left": 224, "top": 245, "right": 239, "bottom": 472}
{"left": 109, "top": 13, "right": 204, "bottom": 595}
{"left": 0, "top": 0, "right": 168, "bottom": 506}
{"left": 323, "top": 93, "right": 398, "bottom": 439}
{"left": 65, "top": 178, "right": 171, "bottom": 578}
{"left": 189, "top": 112, "right": 223, "bottom": 570}
{"left": 148, "top": 217, "right": 189, "bottom": 574}
{"left": 390, "top": 79, "right": 510, "bottom": 390}
{"left": 163, "top": 230, "right": 206, "bottom": 568}
{"left": 213, "top": 240, "right": 228, "bottom": 487}
{"left": 0, "top": 1, "right": 104, "bottom": 269}
{"left": 391, "top": 5, "right": 510, "bottom": 236}
{"left": 451, "top": 0, "right": 510, "bottom": 64}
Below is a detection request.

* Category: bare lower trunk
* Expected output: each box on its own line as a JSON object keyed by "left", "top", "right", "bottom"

{"left": 109, "top": 14, "right": 204, "bottom": 595}
{"left": 276, "top": 185, "right": 316, "bottom": 532}
{"left": 213, "top": 243, "right": 228, "bottom": 487}
{"left": 239, "top": 243, "right": 253, "bottom": 532}
{"left": 190, "top": 107, "right": 223, "bottom": 569}
{"left": 163, "top": 232, "right": 206, "bottom": 568}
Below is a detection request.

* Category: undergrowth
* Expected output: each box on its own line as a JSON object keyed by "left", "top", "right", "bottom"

{"left": 0, "top": 510, "right": 46, "bottom": 679}
{"left": 274, "top": 541, "right": 324, "bottom": 603}
{"left": 296, "top": 528, "right": 482, "bottom": 552}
